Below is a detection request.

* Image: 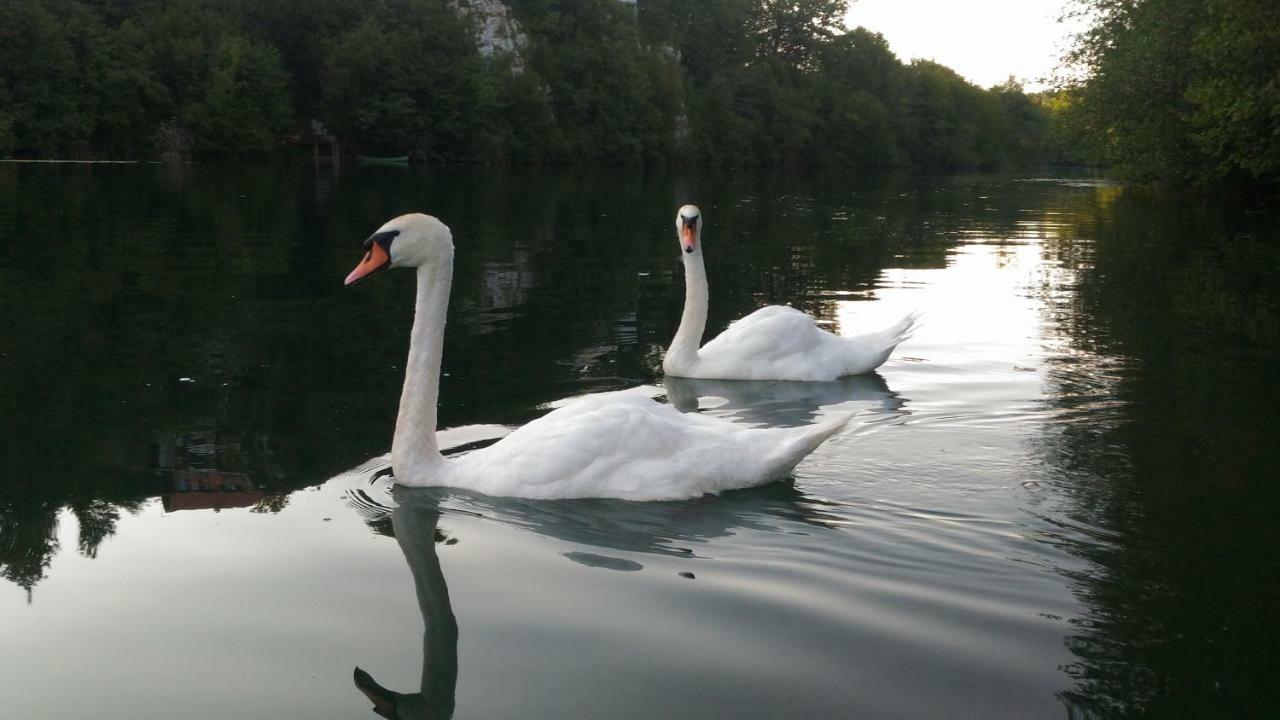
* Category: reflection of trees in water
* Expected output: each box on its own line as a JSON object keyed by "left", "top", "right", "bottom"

{"left": 0, "top": 504, "right": 59, "bottom": 599}
{"left": 0, "top": 166, "right": 1099, "bottom": 595}
{"left": 0, "top": 165, "right": 380, "bottom": 594}
{"left": 1032, "top": 191, "right": 1280, "bottom": 717}
{"left": 69, "top": 499, "right": 128, "bottom": 558}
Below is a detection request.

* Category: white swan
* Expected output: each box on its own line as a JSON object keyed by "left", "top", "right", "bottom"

{"left": 663, "top": 205, "right": 919, "bottom": 381}
{"left": 344, "top": 213, "right": 848, "bottom": 501}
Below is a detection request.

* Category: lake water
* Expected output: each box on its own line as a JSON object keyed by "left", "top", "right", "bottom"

{"left": 1, "top": 163, "right": 1277, "bottom": 719}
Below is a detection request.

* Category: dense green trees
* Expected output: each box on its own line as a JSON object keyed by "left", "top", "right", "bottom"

{"left": 0, "top": 1, "right": 96, "bottom": 155}
{"left": 1061, "top": 0, "right": 1280, "bottom": 189}
{"left": 516, "top": 0, "right": 679, "bottom": 162}
{"left": 322, "top": 4, "right": 478, "bottom": 158}
{"left": 0, "top": 0, "right": 1052, "bottom": 169}
{"left": 747, "top": 0, "right": 848, "bottom": 69}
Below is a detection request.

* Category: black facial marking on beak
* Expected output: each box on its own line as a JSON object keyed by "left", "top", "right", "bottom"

{"left": 682, "top": 215, "right": 699, "bottom": 231}
{"left": 346, "top": 229, "right": 401, "bottom": 286}
{"left": 685, "top": 246, "right": 694, "bottom": 253}
{"left": 364, "top": 229, "right": 400, "bottom": 254}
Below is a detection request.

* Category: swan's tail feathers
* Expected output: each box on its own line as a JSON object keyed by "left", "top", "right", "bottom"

{"left": 883, "top": 310, "right": 923, "bottom": 348}
{"left": 761, "top": 413, "right": 852, "bottom": 478}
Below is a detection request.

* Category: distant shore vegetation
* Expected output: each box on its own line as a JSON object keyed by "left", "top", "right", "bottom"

{"left": 0, "top": 0, "right": 1052, "bottom": 171}
{"left": 0, "top": 0, "right": 1275, "bottom": 190}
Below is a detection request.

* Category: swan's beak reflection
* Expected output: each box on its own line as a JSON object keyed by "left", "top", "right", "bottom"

{"left": 346, "top": 243, "right": 391, "bottom": 286}
{"left": 354, "top": 667, "right": 401, "bottom": 719}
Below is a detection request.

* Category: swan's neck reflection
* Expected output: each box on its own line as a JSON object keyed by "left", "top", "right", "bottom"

{"left": 355, "top": 501, "right": 457, "bottom": 720}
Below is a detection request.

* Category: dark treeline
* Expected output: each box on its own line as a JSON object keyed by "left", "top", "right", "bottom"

{"left": 1055, "top": 0, "right": 1280, "bottom": 190}
{"left": 0, "top": 0, "right": 1052, "bottom": 169}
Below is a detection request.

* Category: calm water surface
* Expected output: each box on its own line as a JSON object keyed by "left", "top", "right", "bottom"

{"left": 1, "top": 164, "right": 1277, "bottom": 719}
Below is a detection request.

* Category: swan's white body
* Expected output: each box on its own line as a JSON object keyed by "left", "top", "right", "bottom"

{"left": 663, "top": 205, "right": 917, "bottom": 381}
{"left": 348, "top": 214, "right": 847, "bottom": 502}
{"left": 441, "top": 389, "right": 845, "bottom": 500}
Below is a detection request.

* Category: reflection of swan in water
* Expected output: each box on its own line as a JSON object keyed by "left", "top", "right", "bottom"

{"left": 663, "top": 372, "right": 905, "bottom": 428}
{"left": 453, "top": 481, "right": 847, "bottom": 565}
{"left": 353, "top": 493, "right": 457, "bottom": 720}
{"left": 344, "top": 478, "right": 849, "bottom": 717}
{"left": 342, "top": 213, "right": 848, "bottom": 500}
{"left": 663, "top": 205, "right": 918, "bottom": 381}
{"left": 346, "top": 475, "right": 847, "bottom": 577}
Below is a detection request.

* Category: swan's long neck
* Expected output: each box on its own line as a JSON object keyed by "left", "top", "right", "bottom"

{"left": 391, "top": 258, "right": 453, "bottom": 475}
{"left": 668, "top": 251, "right": 708, "bottom": 368}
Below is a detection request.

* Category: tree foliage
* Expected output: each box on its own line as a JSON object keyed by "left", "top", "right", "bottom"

{"left": 747, "top": 0, "right": 848, "bottom": 69}
{"left": 322, "top": 4, "right": 479, "bottom": 158}
{"left": 1062, "top": 0, "right": 1280, "bottom": 188}
{"left": 0, "top": 0, "right": 1053, "bottom": 169}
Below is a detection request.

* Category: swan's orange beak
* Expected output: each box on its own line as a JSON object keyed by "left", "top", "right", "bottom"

{"left": 681, "top": 225, "right": 697, "bottom": 253}
{"left": 346, "top": 243, "right": 391, "bottom": 286}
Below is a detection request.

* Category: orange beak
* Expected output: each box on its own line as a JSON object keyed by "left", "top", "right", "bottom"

{"left": 681, "top": 225, "right": 696, "bottom": 253}
{"left": 345, "top": 243, "right": 391, "bottom": 286}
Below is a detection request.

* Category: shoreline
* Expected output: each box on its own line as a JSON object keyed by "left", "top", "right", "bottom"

{"left": 0, "top": 159, "right": 151, "bottom": 164}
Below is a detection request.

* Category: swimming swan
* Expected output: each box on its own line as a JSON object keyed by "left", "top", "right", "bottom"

{"left": 344, "top": 213, "right": 848, "bottom": 501}
{"left": 663, "top": 205, "right": 919, "bottom": 381}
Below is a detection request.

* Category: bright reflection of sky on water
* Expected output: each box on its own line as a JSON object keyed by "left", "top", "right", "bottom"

{"left": 839, "top": 241, "right": 1048, "bottom": 383}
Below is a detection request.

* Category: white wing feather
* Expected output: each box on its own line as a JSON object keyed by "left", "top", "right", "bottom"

{"left": 415, "top": 389, "right": 847, "bottom": 501}
{"left": 687, "top": 306, "right": 919, "bottom": 381}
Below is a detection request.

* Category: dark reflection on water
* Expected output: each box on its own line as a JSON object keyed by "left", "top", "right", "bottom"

{"left": 1030, "top": 193, "right": 1280, "bottom": 717}
{"left": 354, "top": 491, "right": 458, "bottom": 720}
{"left": 2, "top": 163, "right": 1279, "bottom": 718}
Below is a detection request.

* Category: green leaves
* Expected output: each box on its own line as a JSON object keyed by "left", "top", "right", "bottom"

{"left": 1064, "top": 0, "right": 1280, "bottom": 189}
{"left": 0, "top": 0, "right": 1054, "bottom": 169}
{"left": 747, "top": 0, "right": 848, "bottom": 69}
{"left": 189, "top": 36, "right": 292, "bottom": 158}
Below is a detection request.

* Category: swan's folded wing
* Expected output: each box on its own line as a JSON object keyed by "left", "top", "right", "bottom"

{"left": 452, "top": 390, "right": 838, "bottom": 500}
{"left": 720, "top": 305, "right": 814, "bottom": 334}
{"left": 454, "top": 391, "right": 685, "bottom": 498}
{"left": 696, "top": 306, "right": 836, "bottom": 380}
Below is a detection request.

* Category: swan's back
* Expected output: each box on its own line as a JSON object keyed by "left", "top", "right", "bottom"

{"left": 443, "top": 390, "right": 844, "bottom": 501}
{"left": 694, "top": 306, "right": 845, "bottom": 381}
{"left": 692, "top": 306, "right": 917, "bottom": 381}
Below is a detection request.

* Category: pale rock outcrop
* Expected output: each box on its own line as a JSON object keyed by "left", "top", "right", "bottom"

{"left": 448, "top": 0, "right": 529, "bottom": 73}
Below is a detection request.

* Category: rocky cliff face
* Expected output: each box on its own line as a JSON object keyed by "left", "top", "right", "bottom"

{"left": 448, "top": 0, "right": 529, "bottom": 73}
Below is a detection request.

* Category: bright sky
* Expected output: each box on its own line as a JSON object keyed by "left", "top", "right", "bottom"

{"left": 845, "top": 0, "right": 1083, "bottom": 90}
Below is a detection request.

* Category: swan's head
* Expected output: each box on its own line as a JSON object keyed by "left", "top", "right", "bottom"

{"left": 675, "top": 204, "right": 702, "bottom": 255}
{"left": 345, "top": 213, "right": 454, "bottom": 286}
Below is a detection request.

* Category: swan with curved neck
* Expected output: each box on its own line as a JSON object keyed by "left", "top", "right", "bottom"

{"left": 344, "top": 213, "right": 849, "bottom": 501}
{"left": 663, "top": 205, "right": 918, "bottom": 381}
